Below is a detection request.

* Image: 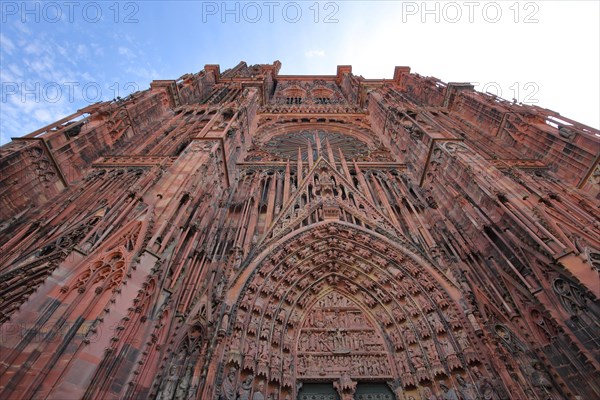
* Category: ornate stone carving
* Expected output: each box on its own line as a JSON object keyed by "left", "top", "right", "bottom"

{"left": 5, "top": 63, "right": 598, "bottom": 400}
{"left": 219, "top": 367, "right": 237, "bottom": 400}
{"left": 297, "top": 291, "right": 392, "bottom": 379}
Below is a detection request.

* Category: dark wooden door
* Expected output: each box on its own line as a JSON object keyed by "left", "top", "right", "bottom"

{"left": 297, "top": 383, "right": 340, "bottom": 400}
{"left": 354, "top": 382, "right": 396, "bottom": 400}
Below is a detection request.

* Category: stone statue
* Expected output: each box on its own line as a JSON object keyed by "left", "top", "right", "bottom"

{"left": 220, "top": 367, "right": 237, "bottom": 400}
{"left": 529, "top": 360, "right": 558, "bottom": 398}
{"left": 456, "top": 375, "right": 477, "bottom": 400}
{"left": 429, "top": 313, "right": 445, "bottom": 334}
{"left": 422, "top": 386, "right": 438, "bottom": 400}
{"left": 473, "top": 368, "right": 500, "bottom": 400}
{"left": 439, "top": 338, "right": 455, "bottom": 358}
{"left": 159, "top": 365, "right": 179, "bottom": 400}
{"left": 439, "top": 380, "right": 459, "bottom": 400}
{"left": 252, "top": 380, "right": 265, "bottom": 400}
{"left": 409, "top": 348, "right": 425, "bottom": 370}
{"left": 238, "top": 374, "right": 253, "bottom": 400}
{"left": 174, "top": 365, "right": 193, "bottom": 400}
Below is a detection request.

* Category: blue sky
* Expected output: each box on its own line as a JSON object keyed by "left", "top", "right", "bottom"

{"left": 1, "top": 1, "right": 599, "bottom": 145}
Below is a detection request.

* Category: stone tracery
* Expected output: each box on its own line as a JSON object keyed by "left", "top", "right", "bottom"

{"left": 0, "top": 62, "right": 598, "bottom": 400}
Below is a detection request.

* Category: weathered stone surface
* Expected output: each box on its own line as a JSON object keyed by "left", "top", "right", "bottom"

{"left": 0, "top": 61, "right": 598, "bottom": 400}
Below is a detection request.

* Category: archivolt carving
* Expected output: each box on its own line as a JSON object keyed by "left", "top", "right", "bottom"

{"left": 220, "top": 222, "right": 489, "bottom": 399}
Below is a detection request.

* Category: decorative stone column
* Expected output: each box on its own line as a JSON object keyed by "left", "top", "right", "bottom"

{"left": 333, "top": 373, "right": 357, "bottom": 400}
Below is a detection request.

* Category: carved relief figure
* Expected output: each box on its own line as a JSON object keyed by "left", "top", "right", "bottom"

{"left": 422, "top": 386, "right": 438, "bottom": 400}
{"left": 158, "top": 365, "right": 179, "bottom": 400}
{"left": 473, "top": 367, "right": 503, "bottom": 400}
{"left": 220, "top": 367, "right": 237, "bottom": 400}
{"left": 238, "top": 374, "right": 254, "bottom": 400}
{"left": 456, "top": 375, "right": 477, "bottom": 400}
{"left": 528, "top": 360, "right": 562, "bottom": 399}
{"left": 439, "top": 380, "right": 459, "bottom": 400}
{"left": 175, "top": 365, "right": 194, "bottom": 399}
{"left": 252, "top": 380, "right": 265, "bottom": 400}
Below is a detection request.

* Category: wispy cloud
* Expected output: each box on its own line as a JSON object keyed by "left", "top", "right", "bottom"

{"left": 118, "top": 46, "right": 136, "bottom": 59}
{"left": 8, "top": 64, "right": 23, "bottom": 77}
{"left": 23, "top": 40, "right": 44, "bottom": 55}
{"left": 12, "top": 21, "right": 31, "bottom": 36}
{"left": 0, "top": 34, "right": 15, "bottom": 54}
{"left": 1, "top": 92, "right": 74, "bottom": 143}
{"left": 76, "top": 44, "right": 89, "bottom": 57}
{"left": 305, "top": 50, "right": 325, "bottom": 58}
{"left": 1, "top": 1, "right": 598, "bottom": 145}
{"left": 125, "top": 66, "right": 160, "bottom": 82}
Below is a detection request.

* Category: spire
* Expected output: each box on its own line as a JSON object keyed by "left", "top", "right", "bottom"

{"left": 297, "top": 147, "right": 303, "bottom": 182}
{"left": 325, "top": 138, "right": 336, "bottom": 165}
{"left": 338, "top": 147, "right": 351, "bottom": 180}
{"left": 284, "top": 159, "right": 291, "bottom": 203}
{"left": 314, "top": 130, "right": 322, "bottom": 159}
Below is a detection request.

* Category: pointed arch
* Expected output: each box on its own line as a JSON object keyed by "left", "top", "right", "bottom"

{"left": 228, "top": 220, "right": 458, "bottom": 306}
{"left": 217, "top": 221, "right": 491, "bottom": 398}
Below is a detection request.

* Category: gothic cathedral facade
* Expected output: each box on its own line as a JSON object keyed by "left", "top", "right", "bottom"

{"left": 0, "top": 61, "right": 598, "bottom": 400}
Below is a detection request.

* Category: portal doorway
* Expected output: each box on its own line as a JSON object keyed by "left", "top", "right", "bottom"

{"left": 354, "top": 382, "right": 395, "bottom": 399}
{"left": 297, "top": 382, "right": 395, "bottom": 400}
{"left": 297, "top": 382, "right": 340, "bottom": 400}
